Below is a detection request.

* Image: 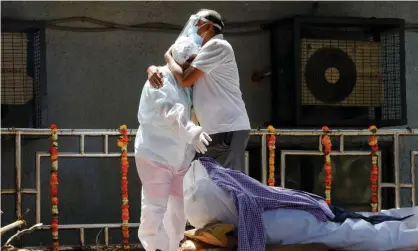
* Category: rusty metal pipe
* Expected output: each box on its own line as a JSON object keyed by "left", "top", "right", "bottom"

{"left": 0, "top": 220, "right": 25, "bottom": 236}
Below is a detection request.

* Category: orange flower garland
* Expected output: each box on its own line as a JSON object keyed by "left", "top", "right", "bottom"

{"left": 117, "top": 125, "right": 130, "bottom": 249}
{"left": 267, "top": 125, "right": 276, "bottom": 187}
{"left": 49, "top": 124, "right": 59, "bottom": 250}
{"left": 368, "top": 125, "right": 379, "bottom": 212}
{"left": 321, "top": 126, "right": 332, "bottom": 205}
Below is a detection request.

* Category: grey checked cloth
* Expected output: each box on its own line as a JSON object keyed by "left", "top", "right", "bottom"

{"left": 199, "top": 157, "right": 335, "bottom": 251}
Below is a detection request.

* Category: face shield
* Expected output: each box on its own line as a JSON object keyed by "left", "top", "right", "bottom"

{"left": 176, "top": 15, "right": 200, "bottom": 40}
{"left": 175, "top": 14, "right": 222, "bottom": 48}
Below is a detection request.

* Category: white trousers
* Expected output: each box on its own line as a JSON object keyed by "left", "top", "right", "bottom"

{"left": 136, "top": 156, "right": 188, "bottom": 251}
{"left": 264, "top": 206, "right": 418, "bottom": 251}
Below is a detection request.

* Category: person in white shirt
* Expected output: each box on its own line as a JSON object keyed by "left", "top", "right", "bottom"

{"left": 147, "top": 9, "right": 251, "bottom": 172}
{"left": 135, "top": 37, "right": 212, "bottom": 251}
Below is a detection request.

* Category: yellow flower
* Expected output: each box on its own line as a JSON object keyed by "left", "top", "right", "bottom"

{"left": 325, "top": 155, "right": 331, "bottom": 162}
{"left": 267, "top": 125, "right": 276, "bottom": 133}
{"left": 369, "top": 125, "right": 377, "bottom": 131}
{"left": 120, "top": 124, "right": 127, "bottom": 130}
{"left": 52, "top": 205, "right": 59, "bottom": 214}
{"left": 325, "top": 190, "right": 331, "bottom": 198}
{"left": 52, "top": 161, "right": 58, "bottom": 170}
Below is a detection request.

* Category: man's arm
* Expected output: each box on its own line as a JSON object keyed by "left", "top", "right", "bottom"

{"left": 165, "top": 40, "right": 227, "bottom": 88}
{"left": 164, "top": 48, "right": 204, "bottom": 88}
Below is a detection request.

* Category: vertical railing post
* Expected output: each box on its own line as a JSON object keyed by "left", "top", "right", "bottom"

{"left": 394, "top": 134, "right": 401, "bottom": 208}
{"left": 15, "top": 132, "right": 22, "bottom": 221}
{"left": 411, "top": 151, "right": 417, "bottom": 207}
{"left": 261, "top": 134, "right": 267, "bottom": 184}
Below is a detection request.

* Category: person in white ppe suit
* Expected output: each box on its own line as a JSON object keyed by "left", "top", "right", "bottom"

{"left": 183, "top": 159, "right": 418, "bottom": 251}
{"left": 134, "top": 37, "right": 212, "bottom": 251}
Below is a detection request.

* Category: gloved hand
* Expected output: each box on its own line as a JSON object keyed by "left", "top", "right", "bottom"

{"left": 193, "top": 132, "right": 212, "bottom": 154}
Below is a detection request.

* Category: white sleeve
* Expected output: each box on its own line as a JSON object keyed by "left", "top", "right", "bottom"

{"left": 190, "top": 40, "right": 229, "bottom": 74}
{"left": 138, "top": 81, "right": 203, "bottom": 143}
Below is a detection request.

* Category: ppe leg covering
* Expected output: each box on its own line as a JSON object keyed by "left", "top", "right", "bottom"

{"left": 163, "top": 168, "right": 188, "bottom": 251}
{"left": 136, "top": 157, "right": 188, "bottom": 251}
{"left": 264, "top": 208, "right": 418, "bottom": 251}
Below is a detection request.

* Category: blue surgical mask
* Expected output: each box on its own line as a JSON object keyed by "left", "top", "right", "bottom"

{"left": 188, "top": 26, "right": 203, "bottom": 47}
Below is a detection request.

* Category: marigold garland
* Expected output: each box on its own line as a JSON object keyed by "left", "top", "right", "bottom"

{"left": 267, "top": 125, "right": 276, "bottom": 187}
{"left": 368, "top": 125, "right": 379, "bottom": 212}
{"left": 321, "top": 126, "right": 332, "bottom": 205}
{"left": 117, "top": 125, "right": 130, "bottom": 249}
{"left": 49, "top": 124, "right": 59, "bottom": 250}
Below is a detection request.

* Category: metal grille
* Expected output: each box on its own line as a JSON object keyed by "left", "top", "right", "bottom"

{"left": 296, "top": 19, "right": 406, "bottom": 126}
{"left": 300, "top": 38, "right": 384, "bottom": 107}
{"left": 1, "top": 32, "right": 33, "bottom": 105}
{"left": 380, "top": 31, "right": 402, "bottom": 120}
{"left": 33, "top": 30, "right": 44, "bottom": 127}
{"left": 268, "top": 17, "right": 407, "bottom": 127}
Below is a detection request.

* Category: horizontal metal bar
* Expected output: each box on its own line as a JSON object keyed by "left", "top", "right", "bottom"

{"left": 281, "top": 150, "right": 376, "bottom": 156}
{"left": 1, "top": 188, "right": 37, "bottom": 194}
{"left": 37, "top": 152, "right": 135, "bottom": 157}
{"left": 400, "top": 184, "right": 414, "bottom": 188}
{"left": 39, "top": 223, "right": 140, "bottom": 229}
{"left": 381, "top": 183, "right": 396, "bottom": 188}
{"left": 21, "top": 244, "right": 143, "bottom": 250}
{"left": 1, "top": 128, "right": 136, "bottom": 136}
{"left": 2, "top": 128, "right": 418, "bottom": 136}
{"left": 380, "top": 183, "right": 414, "bottom": 188}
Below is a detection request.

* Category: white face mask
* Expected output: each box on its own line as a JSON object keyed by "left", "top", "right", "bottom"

{"left": 176, "top": 15, "right": 213, "bottom": 48}
{"left": 188, "top": 24, "right": 209, "bottom": 47}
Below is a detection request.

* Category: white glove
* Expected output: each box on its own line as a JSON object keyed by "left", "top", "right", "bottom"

{"left": 193, "top": 132, "right": 212, "bottom": 154}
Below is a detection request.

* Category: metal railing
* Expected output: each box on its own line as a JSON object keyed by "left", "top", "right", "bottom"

{"left": 1, "top": 127, "right": 417, "bottom": 248}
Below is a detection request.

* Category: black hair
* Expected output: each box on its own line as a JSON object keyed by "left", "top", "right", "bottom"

{"left": 197, "top": 9, "right": 224, "bottom": 34}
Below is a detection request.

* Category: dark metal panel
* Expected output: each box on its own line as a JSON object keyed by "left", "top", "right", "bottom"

{"left": 1, "top": 19, "right": 48, "bottom": 128}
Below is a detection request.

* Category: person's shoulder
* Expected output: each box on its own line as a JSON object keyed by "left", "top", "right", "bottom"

{"left": 205, "top": 37, "right": 233, "bottom": 52}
